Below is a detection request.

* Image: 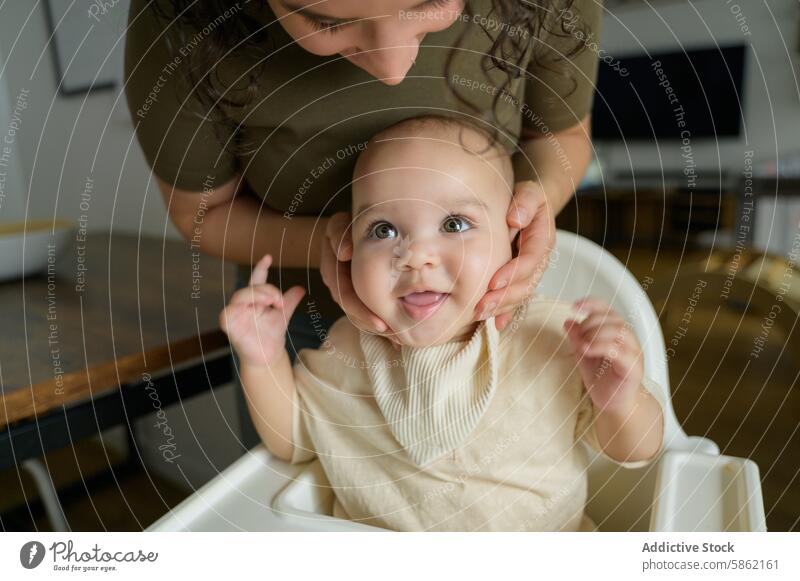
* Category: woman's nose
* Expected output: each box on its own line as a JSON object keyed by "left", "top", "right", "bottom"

{"left": 357, "top": 25, "right": 420, "bottom": 84}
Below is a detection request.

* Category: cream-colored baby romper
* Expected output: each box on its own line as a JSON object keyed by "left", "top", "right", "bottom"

{"left": 290, "top": 297, "right": 667, "bottom": 531}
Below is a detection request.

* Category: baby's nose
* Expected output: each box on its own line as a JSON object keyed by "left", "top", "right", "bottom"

{"left": 395, "top": 239, "right": 440, "bottom": 271}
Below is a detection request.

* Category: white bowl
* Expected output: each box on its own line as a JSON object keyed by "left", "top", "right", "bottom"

{"left": 0, "top": 219, "right": 76, "bottom": 282}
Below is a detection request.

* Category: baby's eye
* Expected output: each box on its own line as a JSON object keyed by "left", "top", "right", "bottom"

{"left": 442, "top": 215, "right": 472, "bottom": 233}
{"left": 367, "top": 221, "right": 397, "bottom": 240}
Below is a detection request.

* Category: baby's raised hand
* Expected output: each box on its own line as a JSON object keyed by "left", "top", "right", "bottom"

{"left": 563, "top": 298, "right": 643, "bottom": 413}
{"left": 219, "top": 254, "right": 306, "bottom": 368}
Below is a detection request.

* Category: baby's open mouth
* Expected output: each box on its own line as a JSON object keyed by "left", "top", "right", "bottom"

{"left": 399, "top": 291, "right": 449, "bottom": 322}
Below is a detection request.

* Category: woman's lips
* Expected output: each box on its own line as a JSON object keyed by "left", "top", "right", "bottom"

{"left": 399, "top": 291, "right": 449, "bottom": 321}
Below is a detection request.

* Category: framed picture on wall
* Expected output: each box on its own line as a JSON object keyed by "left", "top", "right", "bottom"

{"left": 42, "top": 0, "right": 129, "bottom": 96}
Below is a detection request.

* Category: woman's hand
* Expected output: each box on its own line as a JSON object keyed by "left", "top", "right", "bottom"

{"left": 321, "top": 212, "right": 400, "bottom": 349}
{"left": 474, "top": 180, "right": 557, "bottom": 330}
{"left": 219, "top": 254, "right": 307, "bottom": 368}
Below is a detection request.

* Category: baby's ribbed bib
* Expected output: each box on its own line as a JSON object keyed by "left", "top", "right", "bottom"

{"left": 359, "top": 320, "right": 500, "bottom": 467}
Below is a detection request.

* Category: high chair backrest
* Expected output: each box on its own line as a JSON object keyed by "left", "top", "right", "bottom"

{"left": 536, "top": 230, "right": 683, "bottom": 449}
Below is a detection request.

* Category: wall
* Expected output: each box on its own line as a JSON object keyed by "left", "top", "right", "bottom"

{"left": 598, "top": 0, "right": 800, "bottom": 175}
{"left": 0, "top": 1, "right": 243, "bottom": 494}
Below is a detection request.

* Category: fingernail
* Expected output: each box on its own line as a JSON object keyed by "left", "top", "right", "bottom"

{"left": 479, "top": 302, "right": 497, "bottom": 320}
{"left": 375, "top": 321, "right": 387, "bottom": 332}
{"left": 493, "top": 279, "right": 508, "bottom": 290}
{"left": 512, "top": 207, "right": 527, "bottom": 224}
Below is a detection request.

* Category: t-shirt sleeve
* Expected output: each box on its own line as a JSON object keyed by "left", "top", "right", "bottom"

{"left": 575, "top": 374, "right": 667, "bottom": 469}
{"left": 522, "top": 0, "right": 602, "bottom": 134}
{"left": 124, "top": 0, "right": 239, "bottom": 190}
{"left": 288, "top": 318, "right": 363, "bottom": 464}
{"left": 290, "top": 385, "right": 317, "bottom": 465}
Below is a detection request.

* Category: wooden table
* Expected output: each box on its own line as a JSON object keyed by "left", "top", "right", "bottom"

{"left": 0, "top": 232, "right": 237, "bottom": 471}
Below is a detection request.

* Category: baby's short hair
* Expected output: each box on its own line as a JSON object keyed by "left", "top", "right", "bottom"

{"left": 353, "top": 114, "right": 514, "bottom": 188}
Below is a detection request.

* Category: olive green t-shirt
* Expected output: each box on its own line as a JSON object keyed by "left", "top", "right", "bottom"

{"left": 124, "top": 0, "right": 602, "bottom": 321}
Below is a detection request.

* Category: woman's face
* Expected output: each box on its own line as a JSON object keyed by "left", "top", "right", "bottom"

{"left": 266, "top": 0, "right": 465, "bottom": 85}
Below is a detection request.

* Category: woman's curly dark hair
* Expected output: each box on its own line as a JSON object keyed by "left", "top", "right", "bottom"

{"left": 150, "top": 0, "right": 590, "bottom": 152}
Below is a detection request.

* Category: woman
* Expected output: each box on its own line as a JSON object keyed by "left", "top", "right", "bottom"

{"left": 124, "top": 0, "right": 601, "bottom": 448}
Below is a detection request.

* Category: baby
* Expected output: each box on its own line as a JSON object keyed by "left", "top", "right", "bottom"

{"left": 220, "top": 115, "right": 666, "bottom": 531}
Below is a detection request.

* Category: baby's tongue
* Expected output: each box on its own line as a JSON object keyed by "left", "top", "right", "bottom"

{"left": 403, "top": 291, "right": 444, "bottom": 306}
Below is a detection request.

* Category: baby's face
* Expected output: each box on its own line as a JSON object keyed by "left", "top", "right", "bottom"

{"left": 350, "top": 131, "right": 514, "bottom": 347}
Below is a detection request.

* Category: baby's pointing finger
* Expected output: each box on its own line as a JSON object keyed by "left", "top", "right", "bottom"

{"left": 248, "top": 253, "right": 273, "bottom": 286}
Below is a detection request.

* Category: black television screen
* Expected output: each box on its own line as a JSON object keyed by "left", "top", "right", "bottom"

{"left": 590, "top": 45, "right": 746, "bottom": 141}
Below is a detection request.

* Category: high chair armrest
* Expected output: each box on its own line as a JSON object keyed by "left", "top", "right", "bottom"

{"left": 684, "top": 436, "right": 720, "bottom": 456}
{"left": 650, "top": 450, "right": 767, "bottom": 532}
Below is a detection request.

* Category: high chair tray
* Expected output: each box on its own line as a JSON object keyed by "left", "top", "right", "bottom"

{"left": 651, "top": 450, "right": 767, "bottom": 532}
{"left": 147, "top": 447, "right": 312, "bottom": 531}
{"left": 273, "top": 451, "right": 768, "bottom": 532}
{"left": 147, "top": 446, "right": 766, "bottom": 532}
{"left": 272, "top": 460, "right": 385, "bottom": 532}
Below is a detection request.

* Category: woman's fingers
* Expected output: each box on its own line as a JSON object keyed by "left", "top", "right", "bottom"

{"left": 507, "top": 181, "right": 539, "bottom": 229}
{"left": 475, "top": 278, "right": 531, "bottom": 320}
{"left": 505, "top": 181, "right": 556, "bottom": 287}
{"left": 480, "top": 249, "right": 539, "bottom": 308}
{"left": 494, "top": 310, "right": 516, "bottom": 331}
{"left": 507, "top": 181, "right": 556, "bottom": 249}
{"left": 327, "top": 211, "right": 353, "bottom": 261}
{"left": 474, "top": 181, "right": 556, "bottom": 320}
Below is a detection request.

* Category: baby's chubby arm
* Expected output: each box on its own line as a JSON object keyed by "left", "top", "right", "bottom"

{"left": 564, "top": 298, "right": 664, "bottom": 465}
{"left": 219, "top": 254, "right": 306, "bottom": 462}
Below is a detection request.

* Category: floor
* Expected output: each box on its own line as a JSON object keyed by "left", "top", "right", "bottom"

{"left": 0, "top": 437, "right": 188, "bottom": 531}
{"left": 620, "top": 245, "right": 799, "bottom": 532}
{"left": 2, "top": 247, "right": 798, "bottom": 531}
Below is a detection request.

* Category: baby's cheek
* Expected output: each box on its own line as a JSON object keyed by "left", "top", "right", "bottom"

{"left": 465, "top": 241, "right": 502, "bottom": 285}
{"left": 449, "top": 247, "right": 493, "bottom": 307}
{"left": 351, "top": 249, "right": 391, "bottom": 312}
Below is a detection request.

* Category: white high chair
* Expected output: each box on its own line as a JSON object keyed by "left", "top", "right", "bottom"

{"left": 148, "top": 231, "right": 766, "bottom": 532}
